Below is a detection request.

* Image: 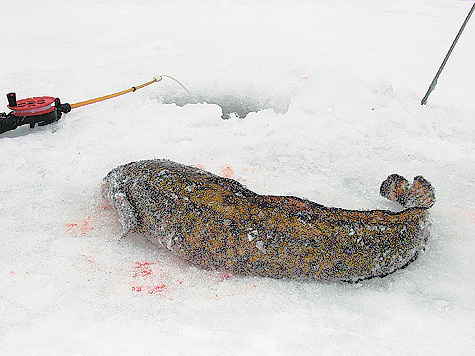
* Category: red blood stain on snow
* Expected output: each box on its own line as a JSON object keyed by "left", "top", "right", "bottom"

{"left": 221, "top": 165, "right": 234, "bottom": 178}
{"left": 132, "top": 261, "right": 153, "bottom": 278}
{"left": 243, "top": 167, "right": 259, "bottom": 175}
{"left": 70, "top": 254, "right": 97, "bottom": 270}
{"left": 220, "top": 273, "right": 231, "bottom": 281}
{"left": 131, "top": 284, "right": 167, "bottom": 294}
{"left": 215, "top": 272, "right": 231, "bottom": 282}
{"left": 461, "top": 210, "right": 475, "bottom": 222}
{"left": 24, "top": 269, "right": 36, "bottom": 276}
{"left": 83, "top": 255, "right": 95, "bottom": 264}
{"left": 65, "top": 216, "right": 94, "bottom": 235}
{"left": 130, "top": 261, "right": 172, "bottom": 296}
{"left": 131, "top": 285, "right": 142, "bottom": 292}
{"left": 147, "top": 284, "right": 167, "bottom": 294}
{"left": 96, "top": 201, "right": 110, "bottom": 210}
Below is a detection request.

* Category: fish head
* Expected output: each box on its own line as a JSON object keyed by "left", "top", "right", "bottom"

{"left": 102, "top": 165, "right": 138, "bottom": 237}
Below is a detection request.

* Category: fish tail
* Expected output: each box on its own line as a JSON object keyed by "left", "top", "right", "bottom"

{"left": 380, "top": 174, "right": 435, "bottom": 208}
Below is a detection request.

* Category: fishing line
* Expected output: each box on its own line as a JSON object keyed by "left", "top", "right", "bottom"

{"left": 160, "top": 74, "right": 199, "bottom": 102}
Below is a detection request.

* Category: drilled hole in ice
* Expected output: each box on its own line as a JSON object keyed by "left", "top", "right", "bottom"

{"left": 156, "top": 89, "right": 290, "bottom": 119}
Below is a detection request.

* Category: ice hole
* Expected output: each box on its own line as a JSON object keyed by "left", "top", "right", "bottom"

{"left": 156, "top": 88, "right": 290, "bottom": 119}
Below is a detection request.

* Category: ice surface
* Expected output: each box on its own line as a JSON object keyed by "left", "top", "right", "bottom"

{"left": 1, "top": 0, "right": 474, "bottom": 354}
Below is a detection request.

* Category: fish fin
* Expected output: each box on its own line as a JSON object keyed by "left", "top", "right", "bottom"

{"left": 113, "top": 192, "right": 137, "bottom": 238}
{"left": 380, "top": 174, "right": 435, "bottom": 208}
{"left": 405, "top": 175, "right": 436, "bottom": 208}
{"left": 380, "top": 174, "right": 410, "bottom": 206}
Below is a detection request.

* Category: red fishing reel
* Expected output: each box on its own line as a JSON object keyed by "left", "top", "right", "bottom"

{"left": 7, "top": 94, "right": 56, "bottom": 116}
{"left": 1, "top": 92, "right": 71, "bottom": 134}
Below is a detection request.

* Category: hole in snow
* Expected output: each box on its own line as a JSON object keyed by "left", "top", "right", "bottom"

{"left": 156, "top": 87, "right": 290, "bottom": 119}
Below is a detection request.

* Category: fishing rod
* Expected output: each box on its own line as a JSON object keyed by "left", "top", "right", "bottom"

{"left": 0, "top": 76, "right": 163, "bottom": 134}
{"left": 421, "top": 2, "right": 474, "bottom": 105}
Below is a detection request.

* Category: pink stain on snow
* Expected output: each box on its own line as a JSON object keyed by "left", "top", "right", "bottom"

{"left": 97, "top": 201, "right": 110, "bottom": 210}
{"left": 65, "top": 216, "right": 94, "bottom": 235}
{"left": 221, "top": 165, "right": 234, "bottom": 178}
{"left": 147, "top": 284, "right": 167, "bottom": 294}
{"left": 132, "top": 261, "right": 153, "bottom": 278}
{"left": 216, "top": 272, "right": 231, "bottom": 282}
{"left": 243, "top": 167, "right": 259, "bottom": 175}
{"left": 130, "top": 261, "right": 170, "bottom": 296}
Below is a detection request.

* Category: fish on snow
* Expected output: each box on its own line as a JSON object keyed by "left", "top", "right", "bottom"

{"left": 102, "top": 159, "right": 435, "bottom": 282}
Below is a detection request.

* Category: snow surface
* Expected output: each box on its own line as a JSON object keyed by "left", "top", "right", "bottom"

{"left": 1, "top": 0, "right": 474, "bottom": 354}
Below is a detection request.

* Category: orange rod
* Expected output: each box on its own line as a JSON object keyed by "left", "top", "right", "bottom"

{"left": 70, "top": 77, "right": 160, "bottom": 109}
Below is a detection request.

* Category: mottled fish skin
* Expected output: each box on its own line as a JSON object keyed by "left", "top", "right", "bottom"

{"left": 102, "top": 159, "right": 435, "bottom": 282}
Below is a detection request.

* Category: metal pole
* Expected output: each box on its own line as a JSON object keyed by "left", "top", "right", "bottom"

{"left": 421, "top": 2, "right": 474, "bottom": 105}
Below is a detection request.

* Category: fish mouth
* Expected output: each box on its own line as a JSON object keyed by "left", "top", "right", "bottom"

{"left": 102, "top": 166, "right": 138, "bottom": 237}
{"left": 102, "top": 165, "right": 127, "bottom": 197}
